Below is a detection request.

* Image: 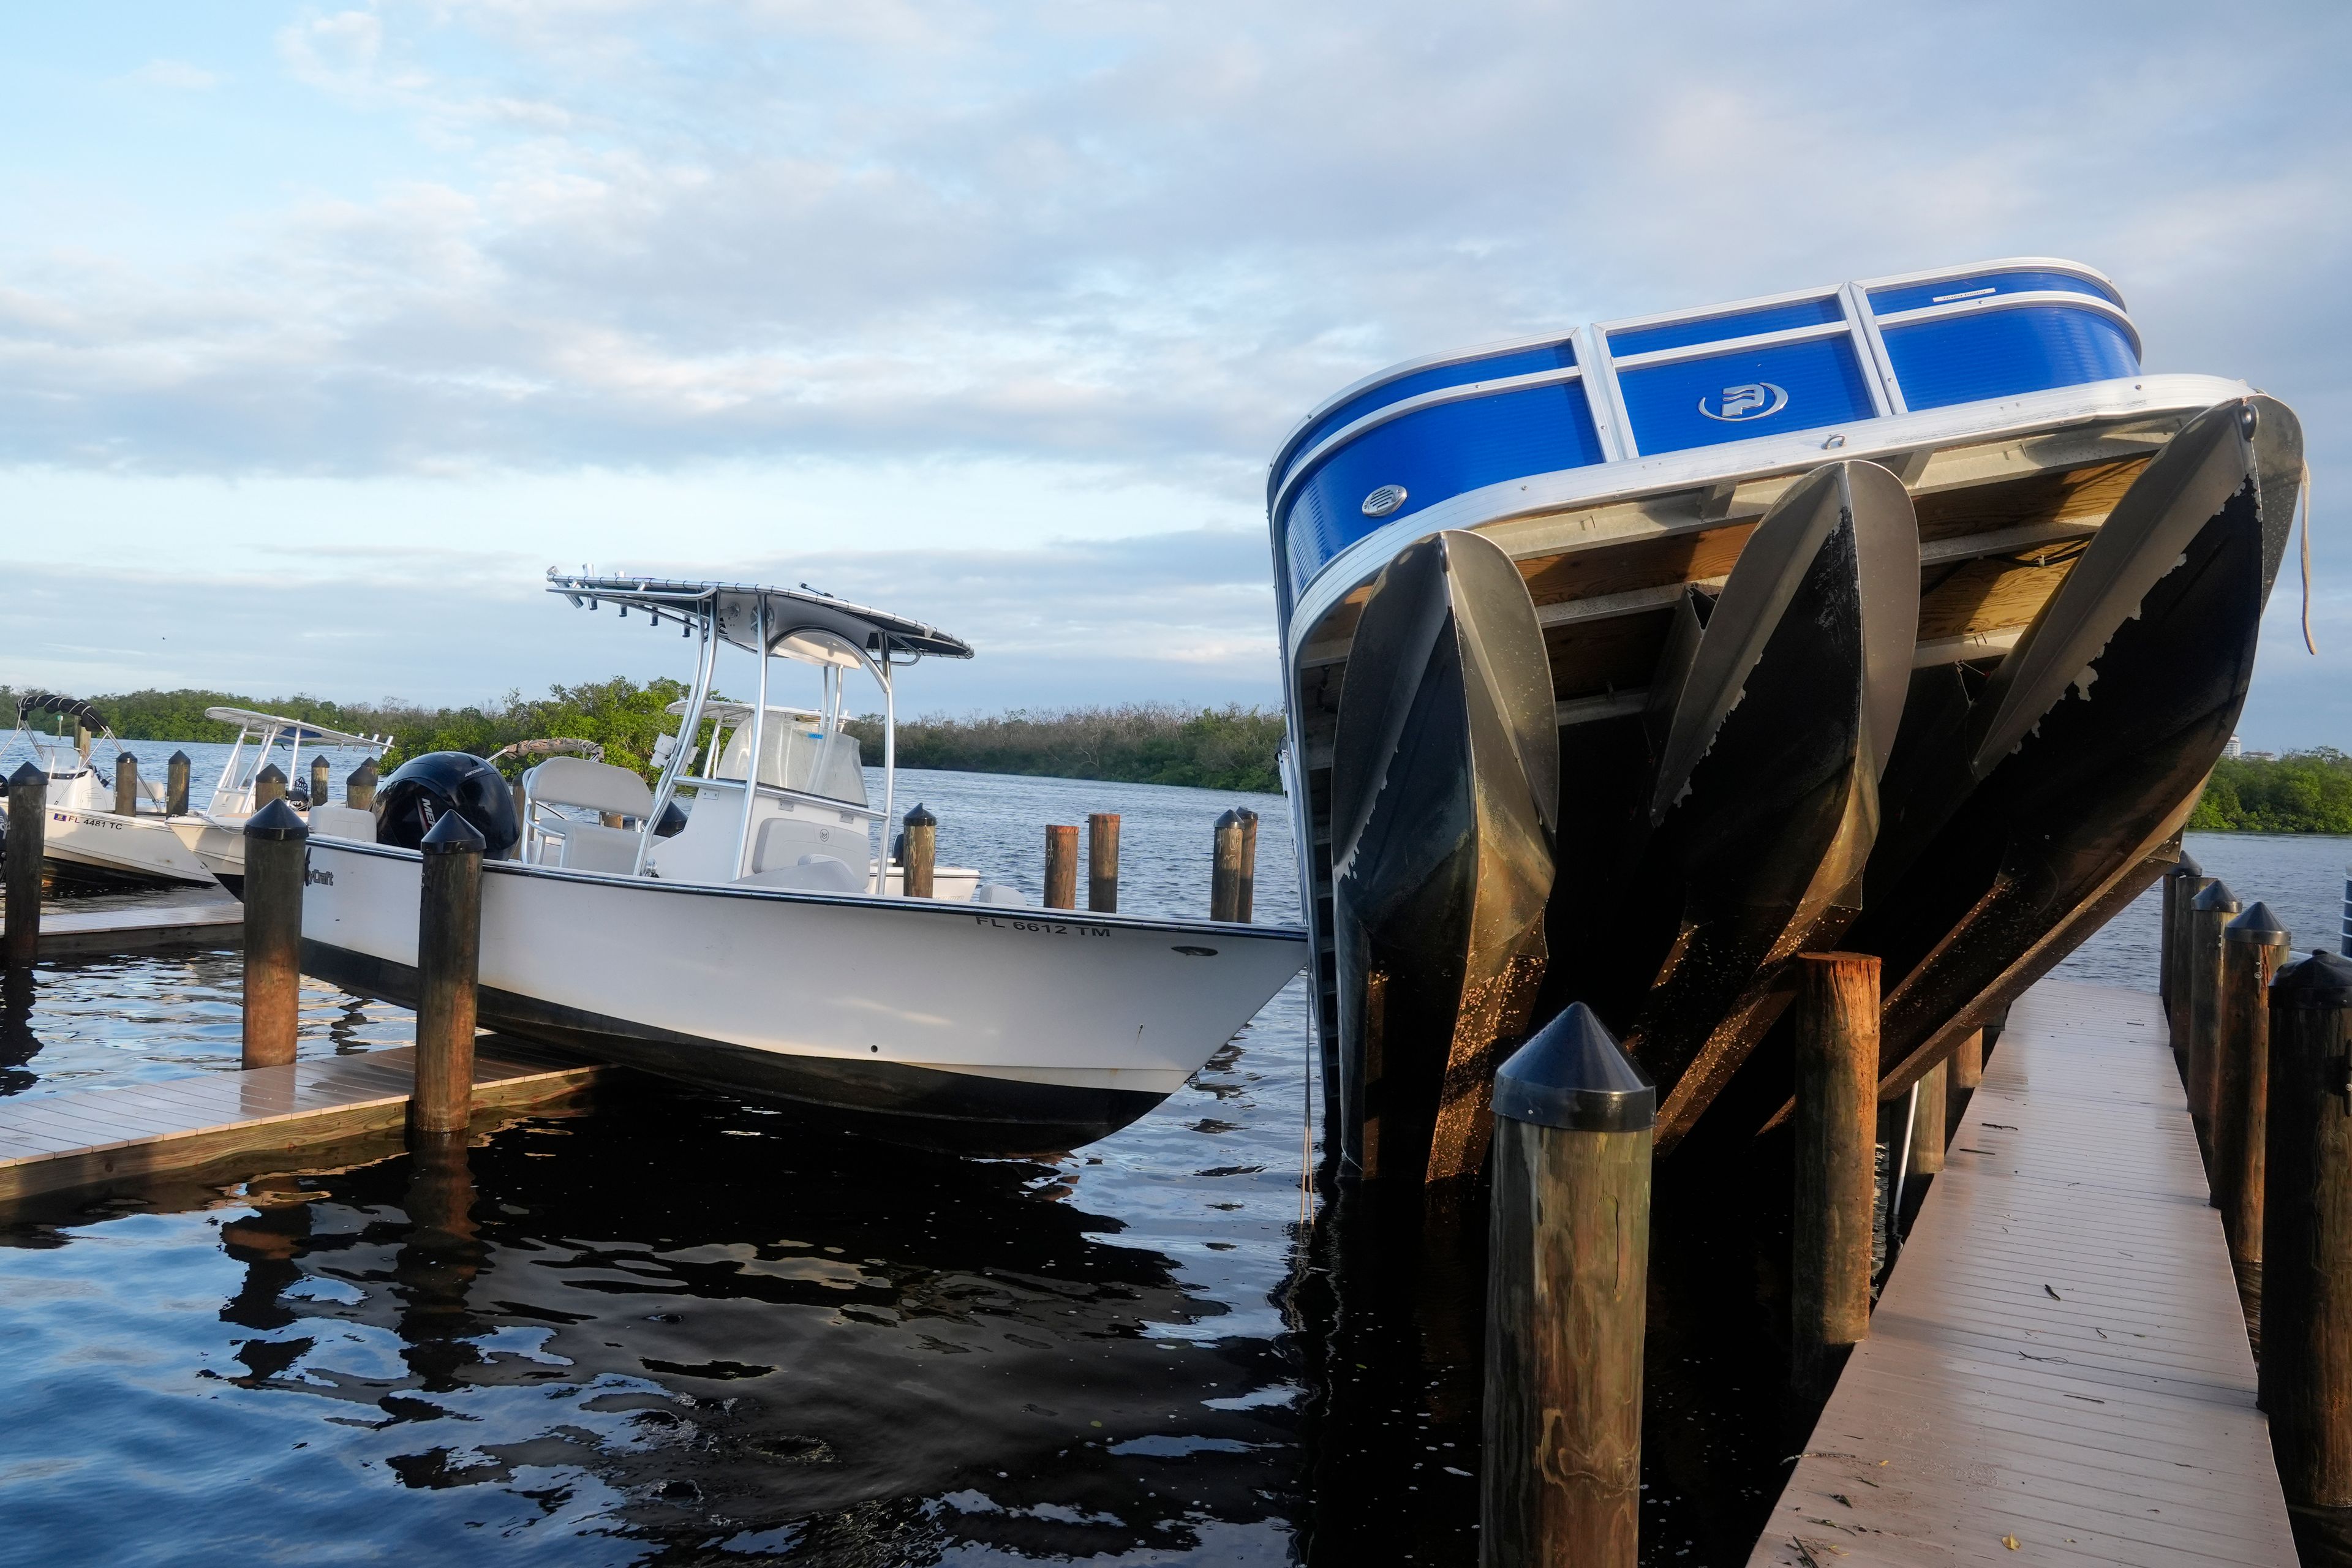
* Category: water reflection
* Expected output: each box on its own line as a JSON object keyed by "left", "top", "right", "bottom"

{"left": 0, "top": 965, "right": 36, "bottom": 1095}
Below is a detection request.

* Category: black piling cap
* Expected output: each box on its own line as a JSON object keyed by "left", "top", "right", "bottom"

{"left": 255, "top": 763, "right": 288, "bottom": 788}
{"left": 421, "top": 811, "right": 488, "bottom": 855}
{"left": 2167, "top": 851, "right": 2204, "bottom": 880}
{"left": 168, "top": 749, "right": 190, "bottom": 766}
{"left": 1492, "top": 1002, "right": 1656, "bottom": 1134}
{"left": 903, "top": 801, "right": 936, "bottom": 829}
{"left": 1215, "top": 809, "right": 1240, "bottom": 830}
{"left": 350, "top": 758, "right": 379, "bottom": 783}
{"left": 2272, "top": 948, "right": 2352, "bottom": 1009}
{"left": 7, "top": 761, "right": 44, "bottom": 792}
{"left": 2226, "top": 901, "right": 2292, "bottom": 946}
{"left": 243, "top": 797, "right": 309, "bottom": 842}
{"left": 2192, "top": 879, "right": 2241, "bottom": 913}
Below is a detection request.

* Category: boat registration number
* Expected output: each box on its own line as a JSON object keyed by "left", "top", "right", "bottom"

{"left": 974, "top": 916, "right": 1111, "bottom": 938}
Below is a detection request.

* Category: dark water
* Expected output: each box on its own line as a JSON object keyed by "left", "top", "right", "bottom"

{"left": 4, "top": 770, "right": 2336, "bottom": 1566}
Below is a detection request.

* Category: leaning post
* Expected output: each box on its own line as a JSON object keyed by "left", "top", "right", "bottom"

{"left": 2262, "top": 949, "right": 2352, "bottom": 1504}
{"left": 2188, "top": 880, "right": 2242, "bottom": 1153}
{"left": 1087, "top": 812, "right": 1120, "bottom": 913}
{"left": 902, "top": 803, "right": 937, "bottom": 899}
{"left": 1792, "top": 952, "right": 1880, "bottom": 1397}
{"left": 1482, "top": 1001, "right": 1653, "bottom": 1568}
{"left": 240, "top": 799, "right": 308, "bottom": 1069}
{"left": 1211, "top": 810, "right": 1245, "bottom": 921}
{"left": 1042, "top": 824, "right": 1078, "bottom": 910}
{"left": 3, "top": 762, "right": 46, "bottom": 967}
{"left": 166, "top": 750, "right": 192, "bottom": 816}
{"left": 346, "top": 758, "right": 379, "bottom": 811}
{"left": 412, "top": 813, "right": 486, "bottom": 1137}
{"left": 114, "top": 753, "right": 140, "bottom": 816}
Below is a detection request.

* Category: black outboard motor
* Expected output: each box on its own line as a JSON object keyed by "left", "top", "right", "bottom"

{"left": 375, "top": 752, "right": 521, "bottom": 859}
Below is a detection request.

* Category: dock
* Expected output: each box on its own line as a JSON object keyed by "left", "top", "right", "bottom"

{"left": 0, "top": 1039, "right": 599, "bottom": 1205}
{"left": 2, "top": 886, "right": 243, "bottom": 957}
{"left": 1751, "top": 977, "right": 2297, "bottom": 1567}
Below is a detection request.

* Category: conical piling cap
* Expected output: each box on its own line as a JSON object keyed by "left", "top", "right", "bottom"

{"left": 421, "top": 811, "right": 488, "bottom": 855}
{"left": 7, "top": 761, "right": 43, "bottom": 791}
{"left": 1492, "top": 1002, "right": 1655, "bottom": 1133}
{"left": 2166, "top": 851, "right": 2204, "bottom": 880}
{"left": 168, "top": 749, "right": 191, "bottom": 766}
{"left": 2272, "top": 948, "right": 2352, "bottom": 1009}
{"left": 243, "top": 797, "right": 308, "bottom": 842}
{"left": 350, "top": 758, "right": 379, "bottom": 784}
{"left": 2192, "top": 879, "right": 2241, "bottom": 913}
{"left": 903, "top": 801, "right": 936, "bottom": 828}
{"left": 2226, "top": 901, "right": 2291, "bottom": 946}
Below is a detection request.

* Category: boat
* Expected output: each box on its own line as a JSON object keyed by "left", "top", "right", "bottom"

{"left": 0, "top": 698, "right": 389, "bottom": 887}
{"left": 297, "top": 574, "right": 1308, "bottom": 1156}
{"left": 1270, "top": 257, "right": 2305, "bottom": 1175}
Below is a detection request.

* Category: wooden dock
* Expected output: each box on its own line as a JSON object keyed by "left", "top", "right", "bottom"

{"left": 0, "top": 1039, "right": 598, "bottom": 1204}
{"left": 1751, "top": 977, "right": 2297, "bottom": 1567}
{"left": 1, "top": 888, "right": 243, "bottom": 956}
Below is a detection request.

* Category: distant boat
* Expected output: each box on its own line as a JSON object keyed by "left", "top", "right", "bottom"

{"left": 297, "top": 574, "right": 1306, "bottom": 1156}
{"left": 1269, "top": 257, "right": 2304, "bottom": 1177}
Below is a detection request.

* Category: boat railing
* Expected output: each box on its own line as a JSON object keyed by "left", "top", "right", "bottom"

{"left": 669, "top": 772, "right": 884, "bottom": 823}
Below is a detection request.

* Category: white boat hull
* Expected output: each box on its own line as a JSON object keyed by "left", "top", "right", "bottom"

{"left": 299, "top": 836, "right": 1307, "bottom": 1155}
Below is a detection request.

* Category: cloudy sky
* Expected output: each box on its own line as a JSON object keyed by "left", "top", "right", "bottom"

{"left": 2, "top": 1, "right": 2347, "bottom": 739}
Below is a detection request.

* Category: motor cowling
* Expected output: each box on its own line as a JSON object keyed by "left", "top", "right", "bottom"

{"left": 374, "top": 752, "right": 521, "bottom": 858}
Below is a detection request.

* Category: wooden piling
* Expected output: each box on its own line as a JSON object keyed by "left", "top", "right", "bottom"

{"left": 2218, "top": 903, "right": 2291, "bottom": 1270}
{"left": 2261, "top": 949, "right": 2352, "bottom": 1506}
{"left": 2172, "top": 870, "right": 2217, "bottom": 1075}
{"left": 1947, "top": 1028, "right": 1984, "bottom": 1142}
{"left": 902, "top": 803, "right": 937, "bottom": 899}
{"left": 253, "top": 763, "right": 288, "bottom": 809}
{"left": 4, "top": 762, "right": 45, "bottom": 967}
{"left": 412, "top": 813, "right": 485, "bottom": 1137}
{"left": 310, "top": 754, "right": 331, "bottom": 811}
{"left": 74, "top": 722, "right": 90, "bottom": 762}
{"left": 1087, "top": 812, "right": 1120, "bottom": 913}
{"left": 167, "top": 750, "right": 191, "bottom": 816}
{"left": 1043, "top": 824, "right": 1078, "bottom": 910}
{"left": 1211, "top": 810, "right": 1245, "bottom": 921}
{"left": 1909, "top": 1059, "right": 1948, "bottom": 1177}
{"left": 1235, "top": 807, "right": 1259, "bottom": 922}
{"left": 1482, "top": 1001, "right": 1653, "bottom": 1568}
{"left": 2188, "top": 880, "right": 2241, "bottom": 1148}
{"left": 346, "top": 758, "right": 378, "bottom": 811}
{"left": 114, "top": 753, "right": 139, "bottom": 816}
{"left": 1792, "top": 951, "right": 1880, "bottom": 1395}
{"left": 2160, "top": 852, "right": 2203, "bottom": 1013}
{"left": 240, "top": 799, "right": 308, "bottom": 1070}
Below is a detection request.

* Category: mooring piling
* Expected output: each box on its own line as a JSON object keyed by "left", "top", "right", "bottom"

{"left": 1481, "top": 1001, "right": 1652, "bottom": 1568}
{"left": 1212, "top": 810, "right": 1245, "bottom": 921}
{"left": 1908, "top": 1060, "right": 1948, "bottom": 1178}
{"left": 167, "top": 750, "right": 192, "bottom": 816}
{"left": 1947, "top": 1027, "right": 1984, "bottom": 1142}
{"left": 253, "top": 763, "right": 288, "bottom": 809}
{"left": 2188, "top": 880, "right": 2242, "bottom": 1148}
{"left": 2161, "top": 852, "right": 2203, "bottom": 1013}
{"left": 347, "top": 757, "right": 378, "bottom": 811}
{"left": 1042, "top": 824, "right": 1079, "bottom": 910}
{"left": 2172, "top": 865, "right": 2216, "bottom": 1074}
{"left": 412, "top": 812, "right": 486, "bottom": 1137}
{"left": 2261, "top": 948, "right": 2352, "bottom": 1505}
{"left": 902, "top": 802, "right": 937, "bottom": 899}
{"left": 1235, "top": 807, "right": 1259, "bottom": 922}
{"left": 241, "top": 799, "right": 308, "bottom": 1069}
{"left": 2218, "top": 903, "right": 2291, "bottom": 1265}
{"left": 114, "top": 753, "right": 139, "bottom": 816}
{"left": 1792, "top": 951, "right": 1879, "bottom": 1396}
{"left": 310, "top": 754, "right": 331, "bottom": 811}
{"left": 1087, "top": 812, "right": 1120, "bottom": 913}
{"left": 4, "top": 761, "right": 45, "bottom": 967}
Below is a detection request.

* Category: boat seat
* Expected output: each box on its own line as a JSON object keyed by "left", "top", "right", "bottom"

{"left": 736, "top": 853, "right": 865, "bottom": 894}
{"left": 546, "top": 821, "right": 643, "bottom": 874}
{"left": 972, "top": 883, "right": 1028, "bottom": 907}
{"left": 526, "top": 756, "right": 655, "bottom": 818}
{"left": 753, "top": 815, "right": 852, "bottom": 871}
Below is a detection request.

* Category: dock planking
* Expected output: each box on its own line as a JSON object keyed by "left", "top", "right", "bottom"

{"left": 0, "top": 1039, "right": 599, "bottom": 1204}
{"left": 1, "top": 886, "right": 243, "bottom": 956}
{"left": 1749, "top": 978, "right": 2296, "bottom": 1568}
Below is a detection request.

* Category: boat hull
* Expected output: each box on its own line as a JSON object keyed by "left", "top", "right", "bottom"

{"left": 299, "top": 837, "right": 1307, "bottom": 1157}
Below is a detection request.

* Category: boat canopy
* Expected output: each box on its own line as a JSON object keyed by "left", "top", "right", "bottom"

{"left": 204, "top": 707, "right": 393, "bottom": 751}
{"left": 547, "top": 572, "right": 973, "bottom": 663}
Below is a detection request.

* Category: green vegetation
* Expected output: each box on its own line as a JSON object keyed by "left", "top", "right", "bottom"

{"left": 4, "top": 684, "right": 1288, "bottom": 792}
{"left": 2189, "top": 750, "right": 2352, "bottom": 834}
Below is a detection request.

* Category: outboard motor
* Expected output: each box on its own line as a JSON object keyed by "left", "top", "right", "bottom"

{"left": 375, "top": 752, "right": 521, "bottom": 859}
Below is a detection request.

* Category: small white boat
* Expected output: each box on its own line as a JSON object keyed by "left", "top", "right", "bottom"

{"left": 0, "top": 698, "right": 388, "bottom": 886}
{"left": 298, "top": 574, "right": 1307, "bottom": 1155}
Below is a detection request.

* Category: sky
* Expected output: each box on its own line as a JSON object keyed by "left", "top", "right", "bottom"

{"left": 1, "top": 1, "right": 2348, "bottom": 741}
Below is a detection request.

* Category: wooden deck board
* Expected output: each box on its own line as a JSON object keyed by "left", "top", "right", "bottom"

{"left": 0, "top": 1037, "right": 600, "bottom": 1202}
{"left": 1748, "top": 978, "right": 2296, "bottom": 1567}
{"left": 2, "top": 889, "right": 245, "bottom": 956}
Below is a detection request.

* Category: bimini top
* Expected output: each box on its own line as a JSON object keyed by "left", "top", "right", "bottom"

{"left": 1267, "top": 256, "right": 2147, "bottom": 614}
{"left": 548, "top": 571, "right": 973, "bottom": 663}
{"left": 205, "top": 707, "right": 393, "bottom": 750}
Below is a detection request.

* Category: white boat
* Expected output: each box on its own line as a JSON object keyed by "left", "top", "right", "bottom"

{"left": 297, "top": 574, "right": 1307, "bottom": 1155}
{"left": 0, "top": 698, "right": 387, "bottom": 886}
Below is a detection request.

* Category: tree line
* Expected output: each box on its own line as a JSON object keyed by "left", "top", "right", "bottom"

{"left": 2187, "top": 750, "right": 2352, "bottom": 834}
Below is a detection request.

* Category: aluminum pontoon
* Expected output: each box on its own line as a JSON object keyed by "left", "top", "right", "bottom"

{"left": 299, "top": 574, "right": 1306, "bottom": 1155}
{"left": 1270, "top": 257, "right": 2305, "bottom": 1179}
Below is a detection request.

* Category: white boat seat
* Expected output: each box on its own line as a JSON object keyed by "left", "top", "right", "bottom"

{"left": 307, "top": 804, "right": 377, "bottom": 842}
{"left": 736, "top": 853, "right": 864, "bottom": 894}
{"left": 753, "top": 814, "right": 851, "bottom": 871}
{"left": 526, "top": 756, "right": 655, "bottom": 818}
{"left": 547, "top": 821, "right": 643, "bottom": 874}
{"left": 971, "top": 883, "right": 1029, "bottom": 907}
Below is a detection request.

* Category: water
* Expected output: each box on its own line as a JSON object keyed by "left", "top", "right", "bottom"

{"left": 2, "top": 785, "right": 2339, "bottom": 1566}
{"left": 2056, "top": 831, "right": 2351, "bottom": 986}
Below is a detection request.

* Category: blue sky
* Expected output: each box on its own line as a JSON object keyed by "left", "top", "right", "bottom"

{"left": 2, "top": 1, "right": 2348, "bottom": 741}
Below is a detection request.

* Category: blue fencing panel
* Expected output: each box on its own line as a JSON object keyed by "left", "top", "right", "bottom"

{"left": 1280, "top": 341, "right": 1578, "bottom": 492}
{"left": 1606, "top": 295, "right": 1845, "bottom": 359}
{"left": 1281, "top": 380, "right": 1605, "bottom": 601}
{"left": 1883, "top": 305, "right": 2140, "bottom": 412}
{"left": 1616, "top": 336, "right": 1875, "bottom": 455}
{"left": 1868, "top": 269, "right": 2120, "bottom": 318}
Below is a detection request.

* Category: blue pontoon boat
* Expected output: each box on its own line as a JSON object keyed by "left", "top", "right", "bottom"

{"left": 1272, "top": 257, "right": 2305, "bottom": 1181}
